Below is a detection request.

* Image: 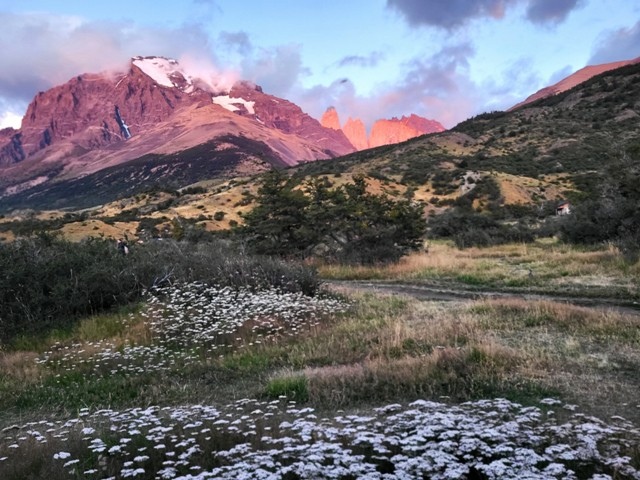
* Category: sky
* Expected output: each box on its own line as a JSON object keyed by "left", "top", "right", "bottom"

{"left": 1, "top": 0, "right": 639, "bottom": 132}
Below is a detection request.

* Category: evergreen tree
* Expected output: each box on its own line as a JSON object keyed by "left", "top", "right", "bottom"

{"left": 241, "top": 172, "right": 427, "bottom": 264}
{"left": 560, "top": 140, "right": 640, "bottom": 260}
{"left": 240, "top": 170, "right": 314, "bottom": 256}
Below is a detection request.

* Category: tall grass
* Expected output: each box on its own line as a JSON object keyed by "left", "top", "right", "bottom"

{"left": 262, "top": 291, "right": 640, "bottom": 421}
{"left": 1, "top": 278, "right": 639, "bottom": 477}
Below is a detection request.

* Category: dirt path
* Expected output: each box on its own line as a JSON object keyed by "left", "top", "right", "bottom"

{"left": 326, "top": 280, "right": 640, "bottom": 316}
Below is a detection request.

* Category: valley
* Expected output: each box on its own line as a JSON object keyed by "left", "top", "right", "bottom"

{"left": 0, "top": 52, "right": 640, "bottom": 479}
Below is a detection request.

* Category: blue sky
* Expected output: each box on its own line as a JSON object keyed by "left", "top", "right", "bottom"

{"left": 0, "top": 0, "right": 639, "bottom": 131}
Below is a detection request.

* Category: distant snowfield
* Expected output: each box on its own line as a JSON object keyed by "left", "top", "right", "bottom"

{"left": 132, "top": 56, "right": 185, "bottom": 89}
{"left": 212, "top": 94, "right": 256, "bottom": 114}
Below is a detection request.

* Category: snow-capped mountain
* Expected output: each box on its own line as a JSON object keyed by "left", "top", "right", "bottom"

{"left": 0, "top": 56, "right": 355, "bottom": 208}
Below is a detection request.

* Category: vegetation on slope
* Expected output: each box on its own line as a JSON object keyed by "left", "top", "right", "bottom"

{"left": 0, "top": 235, "right": 319, "bottom": 345}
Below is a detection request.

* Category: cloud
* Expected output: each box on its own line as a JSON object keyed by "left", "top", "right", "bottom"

{"left": 337, "top": 52, "right": 385, "bottom": 68}
{"left": 0, "top": 110, "right": 22, "bottom": 130}
{"left": 179, "top": 54, "right": 240, "bottom": 93}
{"left": 480, "top": 58, "right": 542, "bottom": 110}
{"left": 525, "top": 0, "right": 584, "bottom": 25}
{"left": 0, "top": 11, "right": 313, "bottom": 125}
{"left": 379, "top": 43, "right": 479, "bottom": 127}
{"left": 386, "top": 0, "right": 515, "bottom": 29}
{"left": 241, "top": 44, "right": 308, "bottom": 96}
{"left": 0, "top": 12, "right": 217, "bottom": 117}
{"left": 218, "top": 31, "right": 253, "bottom": 56}
{"left": 589, "top": 20, "right": 640, "bottom": 64}
{"left": 386, "top": 0, "right": 582, "bottom": 29}
{"left": 295, "top": 43, "right": 480, "bottom": 130}
{"left": 547, "top": 64, "right": 573, "bottom": 84}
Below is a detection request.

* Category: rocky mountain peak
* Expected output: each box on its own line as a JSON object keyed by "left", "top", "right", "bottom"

{"left": 321, "top": 107, "right": 342, "bottom": 131}
{"left": 0, "top": 56, "right": 356, "bottom": 199}
{"left": 343, "top": 117, "right": 368, "bottom": 151}
{"left": 322, "top": 109, "right": 445, "bottom": 151}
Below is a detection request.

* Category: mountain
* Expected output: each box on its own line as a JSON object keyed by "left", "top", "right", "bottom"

{"left": 510, "top": 57, "right": 640, "bottom": 110}
{"left": 2, "top": 60, "right": 639, "bottom": 240}
{"left": 369, "top": 114, "right": 446, "bottom": 148}
{"left": 301, "top": 60, "right": 640, "bottom": 209}
{"left": 343, "top": 117, "right": 368, "bottom": 150}
{"left": 321, "top": 107, "right": 445, "bottom": 150}
{"left": 0, "top": 56, "right": 354, "bottom": 209}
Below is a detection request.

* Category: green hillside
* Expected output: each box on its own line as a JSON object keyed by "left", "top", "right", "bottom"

{"left": 1, "top": 62, "right": 639, "bottom": 252}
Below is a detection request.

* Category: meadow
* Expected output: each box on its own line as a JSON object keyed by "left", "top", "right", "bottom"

{"left": 317, "top": 239, "right": 640, "bottom": 301}
{"left": 0, "top": 240, "right": 639, "bottom": 479}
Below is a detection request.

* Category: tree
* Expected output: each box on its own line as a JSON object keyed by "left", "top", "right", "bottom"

{"left": 240, "top": 170, "right": 315, "bottom": 256}
{"left": 241, "top": 172, "right": 427, "bottom": 264}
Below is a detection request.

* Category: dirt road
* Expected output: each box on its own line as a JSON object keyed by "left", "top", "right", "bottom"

{"left": 326, "top": 280, "right": 640, "bottom": 315}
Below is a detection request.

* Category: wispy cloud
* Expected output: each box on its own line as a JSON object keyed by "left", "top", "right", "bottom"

{"left": 240, "top": 44, "right": 309, "bottom": 95}
{"left": 294, "top": 43, "right": 480, "bottom": 129}
{"left": 337, "top": 52, "right": 385, "bottom": 68}
{"left": 0, "top": 12, "right": 215, "bottom": 114}
{"left": 525, "top": 0, "right": 585, "bottom": 25}
{"left": 589, "top": 20, "right": 640, "bottom": 64}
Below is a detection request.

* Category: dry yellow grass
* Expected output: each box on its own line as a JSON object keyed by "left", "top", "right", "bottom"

{"left": 263, "top": 289, "right": 640, "bottom": 419}
{"left": 60, "top": 219, "right": 139, "bottom": 242}
{"left": 495, "top": 172, "right": 574, "bottom": 205}
{"left": 318, "top": 240, "right": 639, "bottom": 298}
{"left": 0, "top": 351, "right": 43, "bottom": 383}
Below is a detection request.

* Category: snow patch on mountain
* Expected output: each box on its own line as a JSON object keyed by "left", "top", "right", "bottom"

{"left": 131, "top": 56, "right": 240, "bottom": 97}
{"left": 132, "top": 56, "right": 188, "bottom": 89}
{"left": 212, "top": 95, "right": 255, "bottom": 115}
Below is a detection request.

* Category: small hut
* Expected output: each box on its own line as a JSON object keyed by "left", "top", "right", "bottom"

{"left": 556, "top": 201, "right": 571, "bottom": 216}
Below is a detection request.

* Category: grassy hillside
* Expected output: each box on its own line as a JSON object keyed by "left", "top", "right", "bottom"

{"left": 1, "top": 62, "right": 639, "bottom": 247}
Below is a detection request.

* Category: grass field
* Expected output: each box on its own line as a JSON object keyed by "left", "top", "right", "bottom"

{"left": 1, "top": 242, "right": 639, "bottom": 478}
{"left": 317, "top": 239, "right": 640, "bottom": 301}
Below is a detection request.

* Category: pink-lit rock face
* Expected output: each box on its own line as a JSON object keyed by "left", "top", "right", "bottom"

{"left": 510, "top": 57, "right": 640, "bottom": 110}
{"left": 320, "top": 106, "right": 342, "bottom": 131}
{"left": 321, "top": 107, "right": 445, "bottom": 151}
{"left": 343, "top": 117, "right": 368, "bottom": 151}
{"left": 369, "top": 115, "right": 445, "bottom": 148}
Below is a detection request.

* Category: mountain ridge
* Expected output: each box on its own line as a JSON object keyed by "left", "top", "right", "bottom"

{"left": 2, "top": 57, "right": 639, "bottom": 215}
{"left": 0, "top": 56, "right": 355, "bottom": 200}
{"left": 321, "top": 107, "right": 446, "bottom": 150}
{"left": 510, "top": 57, "right": 640, "bottom": 110}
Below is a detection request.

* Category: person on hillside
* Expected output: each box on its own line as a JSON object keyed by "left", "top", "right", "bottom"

{"left": 116, "top": 238, "right": 129, "bottom": 255}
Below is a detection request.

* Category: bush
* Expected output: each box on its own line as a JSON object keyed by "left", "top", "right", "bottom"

{"left": 427, "top": 210, "right": 534, "bottom": 248}
{"left": 0, "top": 236, "right": 320, "bottom": 344}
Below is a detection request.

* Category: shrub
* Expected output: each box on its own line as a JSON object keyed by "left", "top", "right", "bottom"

{"left": 427, "top": 210, "right": 534, "bottom": 248}
{"left": 0, "top": 236, "right": 320, "bottom": 344}
{"left": 560, "top": 141, "right": 640, "bottom": 260}
{"left": 265, "top": 373, "right": 309, "bottom": 401}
